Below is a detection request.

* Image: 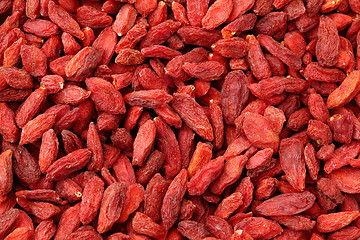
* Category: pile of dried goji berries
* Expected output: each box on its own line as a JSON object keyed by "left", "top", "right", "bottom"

{"left": 1, "top": 0, "right": 360, "bottom": 239}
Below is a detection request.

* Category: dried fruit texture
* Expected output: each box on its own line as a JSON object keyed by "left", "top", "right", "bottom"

{"left": 86, "top": 122, "right": 103, "bottom": 172}
{"left": 45, "top": 149, "right": 92, "bottom": 181}
{"left": 210, "top": 155, "right": 247, "bottom": 195}
{"left": 182, "top": 61, "right": 226, "bottom": 81}
{"left": 172, "top": 93, "right": 213, "bottom": 141}
{"left": 15, "top": 86, "right": 47, "bottom": 128}
{"left": 304, "top": 62, "right": 346, "bottom": 83}
{"left": 187, "top": 156, "right": 224, "bottom": 195}
{"left": 187, "top": 142, "right": 212, "bottom": 178}
{"left": 221, "top": 70, "right": 249, "bottom": 125}
{"left": 132, "top": 212, "right": 166, "bottom": 238}
{"left": 0, "top": 103, "right": 19, "bottom": 143}
{"left": 0, "top": 67, "right": 33, "bottom": 90}
{"left": 80, "top": 175, "right": 104, "bottom": 225}
{"left": 202, "top": 0, "right": 233, "bottom": 30}
{"left": 20, "top": 44, "right": 47, "bottom": 77}
{"left": 144, "top": 173, "right": 168, "bottom": 223}
{"left": 177, "top": 220, "right": 207, "bottom": 240}
{"left": 48, "top": 1, "right": 84, "bottom": 40}
{"left": 272, "top": 215, "right": 316, "bottom": 231}
{"left": 326, "top": 70, "right": 360, "bottom": 109}
{"left": 154, "top": 116, "right": 182, "bottom": 179}
{"left": 205, "top": 215, "right": 234, "bottom": 239}
{"left": 112, "top": 4, "right": 137, "bottom": 37}
{"left": 140, "top": 20, "right": 181, "bottom": 48}
{"left": 316, "top": 15, "right": 340, "bottom": 67}
{"left": 246, "top": 34, "right": 271, "bottom": 80}
{"left": 13, "top": 145, "right": 41, "bottom": 186}
{"left": 51, "top": 85, "right": 90, "bottom": 105}
{"left": 132, "top": 119, "right": 156, "bottom": 166}
{"left": 76, "top": 5, "right": 112, "bottom": 29}
{"left": 161, "top": 169, "right": 187, "bottom": 230}
{"left": 243, "top": 112, "right": 279, "bottom": 152}
{"left": 255, "top": 191, "right": 316, "bottom": 216}
{"left": 4, "top": 0, "right": 360, "bottom": 237}
{"left": 234, "top": 217, "right": 282, "bottom": 239}
{"left": 0, "top": 150, "right": 13, "bottom": 196}
{"left": 86, "top": 77, "right": 126, "bottom": 114}
{"left": 317, "top": 211, "right": 360, "bottom": 233}
{"left": 97, "top": 182, "right": 126, "bottom": 233}
{"left": 215, "top": 192, "right": 243, "bottom": 219}
{"left": 254, "top": 12, "right": 287, "bottom": 40}
{"left": 23, "top": 19, "right": 59, "bottom": 38}
{"left": 54, "top": 204, "right": 81, "bottom": 240}
{"left": 327, "top": 167, "right": 360, "bottom": 193}
{"left": 38, "top": 129, "right": 58, "bottom": 174}
{"left": 304, "top": 143, "right": 320, "bottom": 181}
{"left": 177, "top": 26, "right": 222, "bottom": 48}
{"left": 117, "top": 183, "right": 144, "bottom": 223}
{"left": 19, "top": 113, "right": 56, "bottom": 145}
{"left": 112, "top": 154, "right": 136, "bottom": 187}
{"left": 66, "top": 47, "right": 103, "bottom": 81}
{"left": 257, "top": 34, "right": 302, "bottom": 71}
{"left": 34, "top": 219, "right": 56, "bottom": 240}
{"left": 279, "top": 138, "right": 306, "bottom": 191}
{"left": 124, "top": 90, "right": 173, "bottom": 108}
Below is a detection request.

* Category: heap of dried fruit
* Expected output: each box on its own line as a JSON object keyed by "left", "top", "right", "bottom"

{"left": 1, "top": 0, "right": 360, "bottom": 239}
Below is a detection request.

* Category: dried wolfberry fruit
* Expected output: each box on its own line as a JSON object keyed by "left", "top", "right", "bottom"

{"left": 54, "top": 204, "right": 81, "bottom": 240}
{"left": 215, "top": 192, "right": 243, "bottom": 219}
{"left": 85, "top": 77, "right": 126, "bottom": 114}
{"left": 143, "top": 173, "right": 168, "bottom": 223}
{"left": 210, "top": 155, "right": 247, "bottom": 195}
{"left": 76, "top": 5, "right": 112, "bottom": 29}
{"left": 187, "top": 142, "right": 212, "bottom": 178}
{"left": 117, "top": 183, "right": 144, "bottom": 223}
{"left": 19, "top": 113, "right": 56, "bottom": 146}
{"left": 45, "top": 149, "right": 92, "bottom": 181}
{"left": 16, "top": 86, "right": 47, "bottom": 128}
{"left": 48, "top": 1, "right": 84, "bottom": 40}
{"left": 161, "top": 169, "right": 187, "bottom": 230}
{"left": 0, "top": 67, "right": 32, "bottom": 90}
{"left": 221, "top": 70, "right": 249, "bottom": 125}
{"left": 97, "top": 182, "right": 126, "bottom": 233}
{"left": 316, "top": 16, "right": 340, "bottom": 67}
{"left": 172, "top": 93, "right": 213, "bottom": 141}
{"left": 0, "top": 103, "right": 19, "bottom": 143}
{"left": 34, "top": 219, "right": 56, "bottom": 240}
{"left": 132, "top": 212, "right": 166, "bottom": 238}
{"left": 201, "top": 0, "right": 232, "bottom": 30}
{"left": 79, "top": 175, "right": 104, "bottom": 225}
{"left": 0, "top": 150, "right": 12, "bottom": 196}
{"left": 140, "top": 20, "right": 181, "bottom": 48}
{"left": 234, "top": 217, "right": 283, "bottom": 239}
{"left": 243, "top": 112, "right": 279, "bottom": 152}
{"left": 317, "top": 211, "right": 360, "bottom": 233}
{"left": 13, "top": 145, "right": 41, "bottom": 186}
{"left": 255, "top": 191, "right": 316, "bottom": 216}
{"left": 177, "top": 220, "right": 207, "bottom": 240}
{"left": 222, "top": 13, "right": 257, "bottom": 39}
{"left": 257, "top": 34, "right": 302, "bottom": 71}
{"left": 327, "top": 166, "right": 360, "bottom": 193}
{"left": 187, "top": 156, "right": 224, "bottom": 196}
{"left": 177, "top": 26, "right": 222, "bottom": 48}
{"left": 205, "top": 215, "right": 233, "bottom": 239}
{"left": 272, "top": 215, "right": 316, "bottom": 231}
{"left": 255, "top": 12, "right": 287, "bottom": 41}
{"left": 23, "top": 19, "right": 59, "bottom": 38}
{"left": 279, "top": 138, "right": 306, "bottom": 191}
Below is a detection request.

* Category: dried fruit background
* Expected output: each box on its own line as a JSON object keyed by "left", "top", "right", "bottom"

{"left": 1, "top": 0, "right": 360, "bottom": 239}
